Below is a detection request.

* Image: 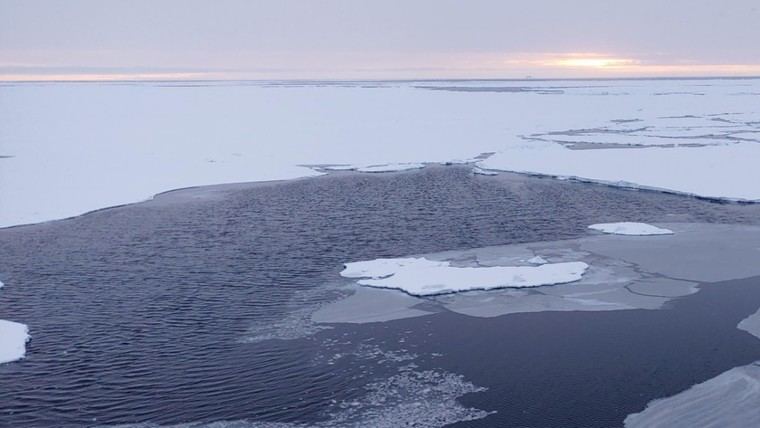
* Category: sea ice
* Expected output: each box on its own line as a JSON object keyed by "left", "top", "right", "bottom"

{"left": 341, "top": 257, "right": 588, "bottom": 296}
{"left": 738, "top": 308, "right": 760, "bottom": 340}
{"left": 3, "top": 79, "right": 760, "bottom": 228}
{"left": 588, "top": 222, "right": 674, "bottom": 236}
{"left": 624, "top": 362, "right": 760, "bottom": 428}
{"left": 319, "top": 223, "right": 760, "bottom": 323}
{"left": 479, "top": 141, "right": 760, "bottom": 202}
{"left": 0, "top": 319, "right": 29, "bottom": 364}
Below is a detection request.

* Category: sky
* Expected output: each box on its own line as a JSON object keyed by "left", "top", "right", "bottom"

{"left": 1, "top": 0, "right": 760, "bottom": 80}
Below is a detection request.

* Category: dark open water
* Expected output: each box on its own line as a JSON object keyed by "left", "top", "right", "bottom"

{"left": 2, "top": 166, "right": 760, "bottom": 427}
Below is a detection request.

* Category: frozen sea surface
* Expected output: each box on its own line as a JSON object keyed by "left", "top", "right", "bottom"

{"left": 2, "top": 78, "right": 760, "bottom": 227}
{"left": 2, "top": 167, "right": 760, "bottom": 427}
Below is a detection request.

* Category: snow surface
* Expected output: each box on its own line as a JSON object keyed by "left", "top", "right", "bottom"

{"left": 588, "top": 222, "right": 674, "bottom": 236}
{"left": 479, "top": 141, "right": 760, "bottom": 202}
{"left": 340, "top": 257, "right": 588, "bottom": 296}
{"left": 2, "top": 79, "right": 760, "bottom": 227}
{"left": 0, "top": 319, "right": 29, "bottom": 364}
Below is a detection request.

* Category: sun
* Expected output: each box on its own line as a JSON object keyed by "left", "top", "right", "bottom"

{"left": 556, "top": 57, "right": 635, "bottom": 68}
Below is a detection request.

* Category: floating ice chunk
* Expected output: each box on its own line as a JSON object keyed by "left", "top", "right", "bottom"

{"left": 0, "top": 320, "right": 30, "bottom": 364}
{"left": 738, "top": 307, "right": 760, "bottom": 340}
{"left": 624, "top": 363, "right": 760, "bottom": 428}
{"left": 355, "top": 163, "right": 426, "bottom": 173}
{"left": 341, "top": 257, "right": 588, "bottom": 296}
{"left": 321, "top": 164, "right": 357, "bottom": 171}
{"left": 588, "top": 222, "right": 674, "bottom": 236}
{"left": 471, "top": 166, "right": 499, "bottom": 176}
{"left": 527, "top": 256, "right": 548, "bottom": 264}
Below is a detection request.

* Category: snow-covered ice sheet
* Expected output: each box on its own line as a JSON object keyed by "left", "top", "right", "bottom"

{"left": 2, "top": 78, "right": 760, "bottom": 227}
{"left": 588, "top": 222, "right": 674, "bottom": 236}
{"left": 624, "top": 362, "right": 760, "bottom": 428}
{"left": 341, "top": 257, "right": 588, "bottom": 296}
{"left": 479, "top": 141, "right": 760, "bottom": 202}
{"left": 0, "top": 319, "right": 29, "bottom": 364}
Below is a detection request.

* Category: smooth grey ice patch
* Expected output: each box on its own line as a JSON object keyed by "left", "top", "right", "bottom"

{"left": 738, "top": 308, "right": 760, "bottom": 340}
{"left": 580, "top": 223, "right": 760, "bottom": 283}
{"left": 323, "top": 222, "right": 759, "bottom": 323}
{"left": 311, "top": 286, "right": 435, "bottom": 324}
{"left": 624, "top": 362, "right": 760, "bottom": 428}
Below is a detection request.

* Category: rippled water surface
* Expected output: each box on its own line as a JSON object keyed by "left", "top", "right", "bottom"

{"left": 2, "top": 166, "right": 760, "bottom": 427}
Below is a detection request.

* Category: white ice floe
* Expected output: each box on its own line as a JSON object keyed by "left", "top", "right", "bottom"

{"left": 2, "top": 79, "right": 760, "bottom": 227}
{"left": 0, "top": 319, "right": 30, "bottom": 364}
{"left": 624, "top": 362, "right": 760, "bottom": 428}
{"left": 319, "top": 223, "right": 760, "bottom": 323}
{"left": 588, "top": 222, "right": 674, "bottom": 236}
{"left": 527, "top": 256, "right": 548, "bottom": 264}
{"left": 341, "top": 257, "right": 588, "bottom": 296}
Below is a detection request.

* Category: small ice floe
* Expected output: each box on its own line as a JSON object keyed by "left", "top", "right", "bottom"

{"left": 0, "top": 320, "right": 30, "bottom": 364}
{"left": 624, "top": 362, "right": 760, "bottom": 428}
{"left": 321, "top": 164, "right": 358, "bottom": 171}
{"left": 341, "top": 257, "right": 588, "bottom": 296}
{"left": 738, "top": 307, "right": 760, "bottom": 340}
{"left": 588, "top": 222, "right": 673, "bottom": 236}
{"left": 527, "top": 256, "right": 548, "bottom": 264}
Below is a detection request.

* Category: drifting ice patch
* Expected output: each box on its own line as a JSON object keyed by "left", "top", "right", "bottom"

{"left": 624, "top": 362, "right": 760, "bottom": 428}
{"left": 341, "top": 257, "right": 588, "bottom": 296}
{"left": 738, "top": 308, "right": 760, "bottom": 340}
{"left": 0, "top": 319, "right": 30, "bottom": 364}
{"left": 588, "top": 222, "right": 674, "bottom": 236}
{"left": 527, "top": 256, "right": 548, "bottom": 264}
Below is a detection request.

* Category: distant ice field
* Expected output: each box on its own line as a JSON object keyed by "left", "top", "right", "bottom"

{"left": 2, "top": 78, "right": 760, "bottom": 228}
{"left": 3, "top": 166, "right": 760, "bottom": 427}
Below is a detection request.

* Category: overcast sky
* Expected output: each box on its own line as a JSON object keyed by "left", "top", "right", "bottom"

{"left": 2, "top": 0, "right": 759, "bottom": 80}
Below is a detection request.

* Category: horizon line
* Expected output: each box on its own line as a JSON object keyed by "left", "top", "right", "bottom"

{"left": 4, "top": 75, "right": 760, "bottom": 84}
